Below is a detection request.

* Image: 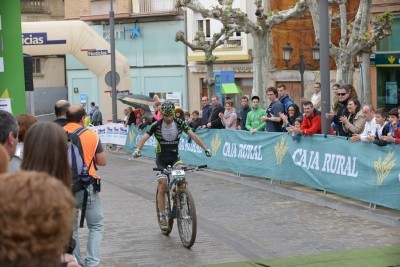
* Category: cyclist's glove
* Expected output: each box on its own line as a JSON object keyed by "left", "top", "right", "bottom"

{"left": 204, "top": 148, "right": 212, "bottom": 157}
{"left": 133, "top": 149, "right": 142, "bottom": 158}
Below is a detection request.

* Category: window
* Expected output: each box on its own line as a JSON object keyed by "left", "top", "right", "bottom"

{"left": 32, "top": 57, "right": 41, "bottom": 74}
{"left": 197, "top": 19, "right": 211, "bottom": 39}
{"left": 377, "top": 15, "right": 400, "bottom": 52}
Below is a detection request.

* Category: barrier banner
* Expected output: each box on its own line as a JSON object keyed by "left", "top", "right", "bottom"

{"left": 92, "top": 123, "right": 127, "bottom": 146}
{"left": 125, "top": 126, "right": 400, "bottom": 211}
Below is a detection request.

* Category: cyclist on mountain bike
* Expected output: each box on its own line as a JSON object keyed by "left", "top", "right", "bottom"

{"left": 133, "top": 101, "right": 211, "bottom": 230}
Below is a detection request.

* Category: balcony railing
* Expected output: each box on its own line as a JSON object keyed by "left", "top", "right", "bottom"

{"left": 132, "top": 0, "right": 178, "bottom": 15}
{"left": 200, "top": 38, "right": 242, "bottom": 49}
{"left": 20, "top": 0, "right": 48, "bottom": 14}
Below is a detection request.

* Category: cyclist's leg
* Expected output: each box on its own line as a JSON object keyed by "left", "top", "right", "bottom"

{"left": 155, "top": 154, "right": 168, "bottom": 214}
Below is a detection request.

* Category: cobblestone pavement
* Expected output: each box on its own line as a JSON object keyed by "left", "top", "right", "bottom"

{"left": 76, "top": 152, "right": 400, "bottom": 267}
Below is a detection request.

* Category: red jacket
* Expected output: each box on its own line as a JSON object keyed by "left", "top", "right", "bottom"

{"left": 301, "top": 110, "right": 321, "bottom": 135}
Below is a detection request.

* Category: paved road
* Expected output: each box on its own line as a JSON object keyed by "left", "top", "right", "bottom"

{"left": 76, "top": 152, "right": 400, "bottom": 267}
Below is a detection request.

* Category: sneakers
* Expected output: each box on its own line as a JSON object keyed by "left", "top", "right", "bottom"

{"left": 159, "top": 214, "right": 169, "bottom": 230}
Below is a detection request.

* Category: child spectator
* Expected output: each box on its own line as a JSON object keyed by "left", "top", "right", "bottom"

{"left": 291, "top": 118, "right": 302, "bottom": 142}
{"left": 380, "top": 108, "right": 400, "bottom": 144}
{"left": 373, "top": 108, "right": 390, "bottom": 146}
{"left": 189, "top": 110, "right": 202, "bottom": 130}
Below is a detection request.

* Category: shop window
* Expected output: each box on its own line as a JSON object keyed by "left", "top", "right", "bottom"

{"left": 376, "top": 67, "right": 400, "bottom": 109}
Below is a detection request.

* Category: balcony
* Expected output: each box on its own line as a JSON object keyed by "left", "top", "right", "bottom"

{"left": 20, "top": 0, "right": 48, "bottom": 14}
{"left": 132, "top": 0, "right": 178, "bottom": 15}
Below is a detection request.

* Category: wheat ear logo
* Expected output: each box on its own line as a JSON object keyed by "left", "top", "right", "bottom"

{"left": 211, "top": 132, "right": 222, "bottom": 156}
{"left": 129, "top": 129, "right": 136, "bottom": 144}
{"left": 275, "top": 136, "right": 288, "bottom": 165}
{"left": 374, "top": 151, "right": 396, "bottom": 185}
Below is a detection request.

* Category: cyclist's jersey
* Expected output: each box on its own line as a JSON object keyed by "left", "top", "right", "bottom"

{"left": 146, "top": 118, "right": 191, "bottom": 153}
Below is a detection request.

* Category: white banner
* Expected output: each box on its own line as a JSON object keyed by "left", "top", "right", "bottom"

{"left": 92, "top": 123, "right": 127, "bottom": 146}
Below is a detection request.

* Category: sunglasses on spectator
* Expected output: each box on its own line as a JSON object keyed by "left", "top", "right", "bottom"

{"left": 338, "top": 93, "right": 347, "bottom": 96}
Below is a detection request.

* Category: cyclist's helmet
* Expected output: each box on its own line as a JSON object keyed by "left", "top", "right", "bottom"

{"left": 160, "top": 101, "right": 175, "bottom": 117}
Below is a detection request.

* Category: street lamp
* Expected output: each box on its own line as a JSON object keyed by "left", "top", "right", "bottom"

{"left": 282, "top": 43, "right": 320, "bottom": 101}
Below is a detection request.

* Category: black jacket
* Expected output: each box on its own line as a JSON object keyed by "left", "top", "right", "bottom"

{"left": 208, "top": 104, "right": 225, "bottom": 129}
{"left": 333, "top": 99, "right": 350, "bottom": 136}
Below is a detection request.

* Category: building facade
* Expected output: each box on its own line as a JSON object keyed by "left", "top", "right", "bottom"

{"left": 65, "top": 0, "right": 187, "bottom": 121}
{"left": 371, "top": 1, "right": 400, "bottom": 110}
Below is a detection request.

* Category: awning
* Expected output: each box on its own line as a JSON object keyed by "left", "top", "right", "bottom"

{"left": 221, "top": 83, "right": 243, "bottom": 94}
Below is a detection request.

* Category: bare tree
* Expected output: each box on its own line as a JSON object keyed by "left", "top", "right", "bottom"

{"left": 176, "top": 0, "right": 310, "bottom": 98}
{"left": 307, "top": 0, "right": 393, "bottom": 103}
{"left": 176, "top": 27, "right": 235, "bottom": 97}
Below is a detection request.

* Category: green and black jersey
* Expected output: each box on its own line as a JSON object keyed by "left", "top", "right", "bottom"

{"left": 146, "top": 118, "right": 191, "bottom": 153}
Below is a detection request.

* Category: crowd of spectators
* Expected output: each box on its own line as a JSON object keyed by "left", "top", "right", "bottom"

{"left": 120, "top": 83, "right": 400, "bottom": 148}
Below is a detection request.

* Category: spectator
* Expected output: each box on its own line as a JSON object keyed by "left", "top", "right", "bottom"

{"left": 0, "top": 110, "right": 19, "bottom": 172}
{"left": 184, "top": 111, "right": 191, "bottom": 125}
{"left": 291, "top": 118, "right": 303, "bottom": 142}
{"left": 373, "top": 108, "right": 390, "bottom": 146}
{"left": 16, "top": 114, "right": 38, "bottom": 160}
{"left": 175, "top": 107, "right": 185, "bottom": 121}
{"left": 138, "top": 117, "right": 151, "bottom": 131}
{"left": 280, "top": 103, "right": 303, "bottom": 132}
{"left": 206, "top": 95, "right": 225, "bottom": 129}
{"left": 331, "top": 83, "right": 340, "bottom": 113}
{"left": 64, "top": 105, "right": 106, "bottom": 267}
{"left": 341, "top": 98, "right": 365, "bottom": 137}
{"left": 200, "top": 96, "right": 212, "bottom": 128}
{"left": 54, "top": 99, "right": 71, "bottom": 127}
{"left": 262, "top": 87, "right": 284, "bottom": 132}
{"left": 122, "top": 108, "right": 129, "bottom": 124}
{"left": 350, "top": 104, "right": 377, "bottom": 143}
{"left": 92, "top": 106, "right": 103, "bottom": 126}
{"left": 311, "top": 82, "right": 321, "bottom": 111}
{"left": 289, "top": 101, "right": 332, "bottom": 135}
{"left": 380, "top": 108, "right": 400, "bottom": 144}
{"left": 89, "top": 102, "right": 95, "bottom": 122}
{"left": 153, "top": 102, "right": 162, "bottom": 121}
{"left": 189, "top": 110, "right": 202, "bottom": 130}
{"left": 219, "top": 100, "right": 237, "bottom": 130}
{"left": 245, "top": 95, "right": 267, "bottom": 135}
{"left": 0, "top": 171, "right": 75, "bottom": 267}
{"left": 326, "top": 84, "right": 351, "bottom": 136}
{"left": 135, "top": 107, "right": 150, "bottom": 125}
{"left": 125, "top": 107, "right": 135, "bottom": 127}
{"left": 277, "top": 84, "right": 294, "bottom": 114}
{"left": 239, "top": 96, "right": 250, "bottom": 131}
{"left": 347, "top": 84, "right": 359, "bottom": 99}
{"left": 21, "top": 121, "right": 72, "bottom": 188}
{"left": 0, "top": 144, "right": 9, "bottom": 173}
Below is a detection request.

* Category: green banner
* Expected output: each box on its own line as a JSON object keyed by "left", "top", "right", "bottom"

{"left": 0, "top": 1, "right": 26, "bottom": 114}
{"left": 126, "top": 127, "right": 400, "bottom": 211}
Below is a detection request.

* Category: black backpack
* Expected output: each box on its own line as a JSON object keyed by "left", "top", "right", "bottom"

{"left": 67, "top": 127, "right": 94, "bottom": 228}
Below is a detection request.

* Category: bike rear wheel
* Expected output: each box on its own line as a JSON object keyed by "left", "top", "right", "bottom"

{"left": 176, "top": 187, "right": 197, "bottom": 248}
{"left": 156, "top": 188, "right": 173, "bottom": 235}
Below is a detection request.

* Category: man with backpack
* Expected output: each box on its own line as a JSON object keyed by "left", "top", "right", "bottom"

{"left": 64, "top": 105, "right": 106, "bottom": 267}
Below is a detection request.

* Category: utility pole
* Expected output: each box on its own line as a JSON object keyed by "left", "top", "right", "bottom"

{"left": 110, "top": 0, "right": 117, "bottom": 123}
{"left": 319, "top": 0, "right": 330, "bottom": 134}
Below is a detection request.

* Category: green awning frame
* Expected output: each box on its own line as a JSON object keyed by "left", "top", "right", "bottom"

{"left": 221, "top": 83, "right": 243, "bottom": 94}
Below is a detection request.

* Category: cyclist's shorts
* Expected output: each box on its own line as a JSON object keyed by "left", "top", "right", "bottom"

{"left": 155, "top": 152, "right": 181, "bottom": 171}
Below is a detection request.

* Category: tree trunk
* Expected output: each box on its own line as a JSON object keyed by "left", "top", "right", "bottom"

{"left": 335, "top": 52, "right": 354, "bottom": 85}
{"left": 252, "top": 33, "right": 269, "bottom": 98}
{"left": 362, "top": 52, "right": 371, "bottom": 104}
{"left": 205, "top": 60, "right": 215, "bottom": 98}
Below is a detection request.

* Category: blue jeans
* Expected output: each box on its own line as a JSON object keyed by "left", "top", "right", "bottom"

{"left": 73, "top": 184, "right": 104, "bottom": 267}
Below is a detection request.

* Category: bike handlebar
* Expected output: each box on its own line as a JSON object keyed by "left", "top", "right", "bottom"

{"left": 152, "top": 165, "right": 207, "bottom": 172}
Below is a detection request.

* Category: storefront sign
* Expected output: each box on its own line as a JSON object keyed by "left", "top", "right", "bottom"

{"left": 371, "top": 53, "right": 400, "bottom": 66}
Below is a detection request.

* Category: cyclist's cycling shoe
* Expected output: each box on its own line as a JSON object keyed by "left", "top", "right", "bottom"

{"left": 160, "top": 214, "right": 168, "bottom": 230}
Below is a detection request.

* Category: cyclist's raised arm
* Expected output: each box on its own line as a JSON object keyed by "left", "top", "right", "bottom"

{"left": 136, "top": 133, "right": 151, "bottom": 151}
{"left": 187, "top": 130, "right": 207, "bottom": 150}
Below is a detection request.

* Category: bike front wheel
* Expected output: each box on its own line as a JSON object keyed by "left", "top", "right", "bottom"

{"left": 176, "top": 187, "right": 197, "bottom": 248}
{"left": 156, "top": 188, "right": 173, "bottom": 235}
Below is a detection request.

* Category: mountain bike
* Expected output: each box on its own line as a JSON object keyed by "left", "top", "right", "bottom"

{"left": 153, "top": 164, "right": 207, "bottom": 248}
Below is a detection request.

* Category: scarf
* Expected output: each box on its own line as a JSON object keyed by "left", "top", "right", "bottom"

{"left": 224, "top": 108, "right": 235, "bottom": 119}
